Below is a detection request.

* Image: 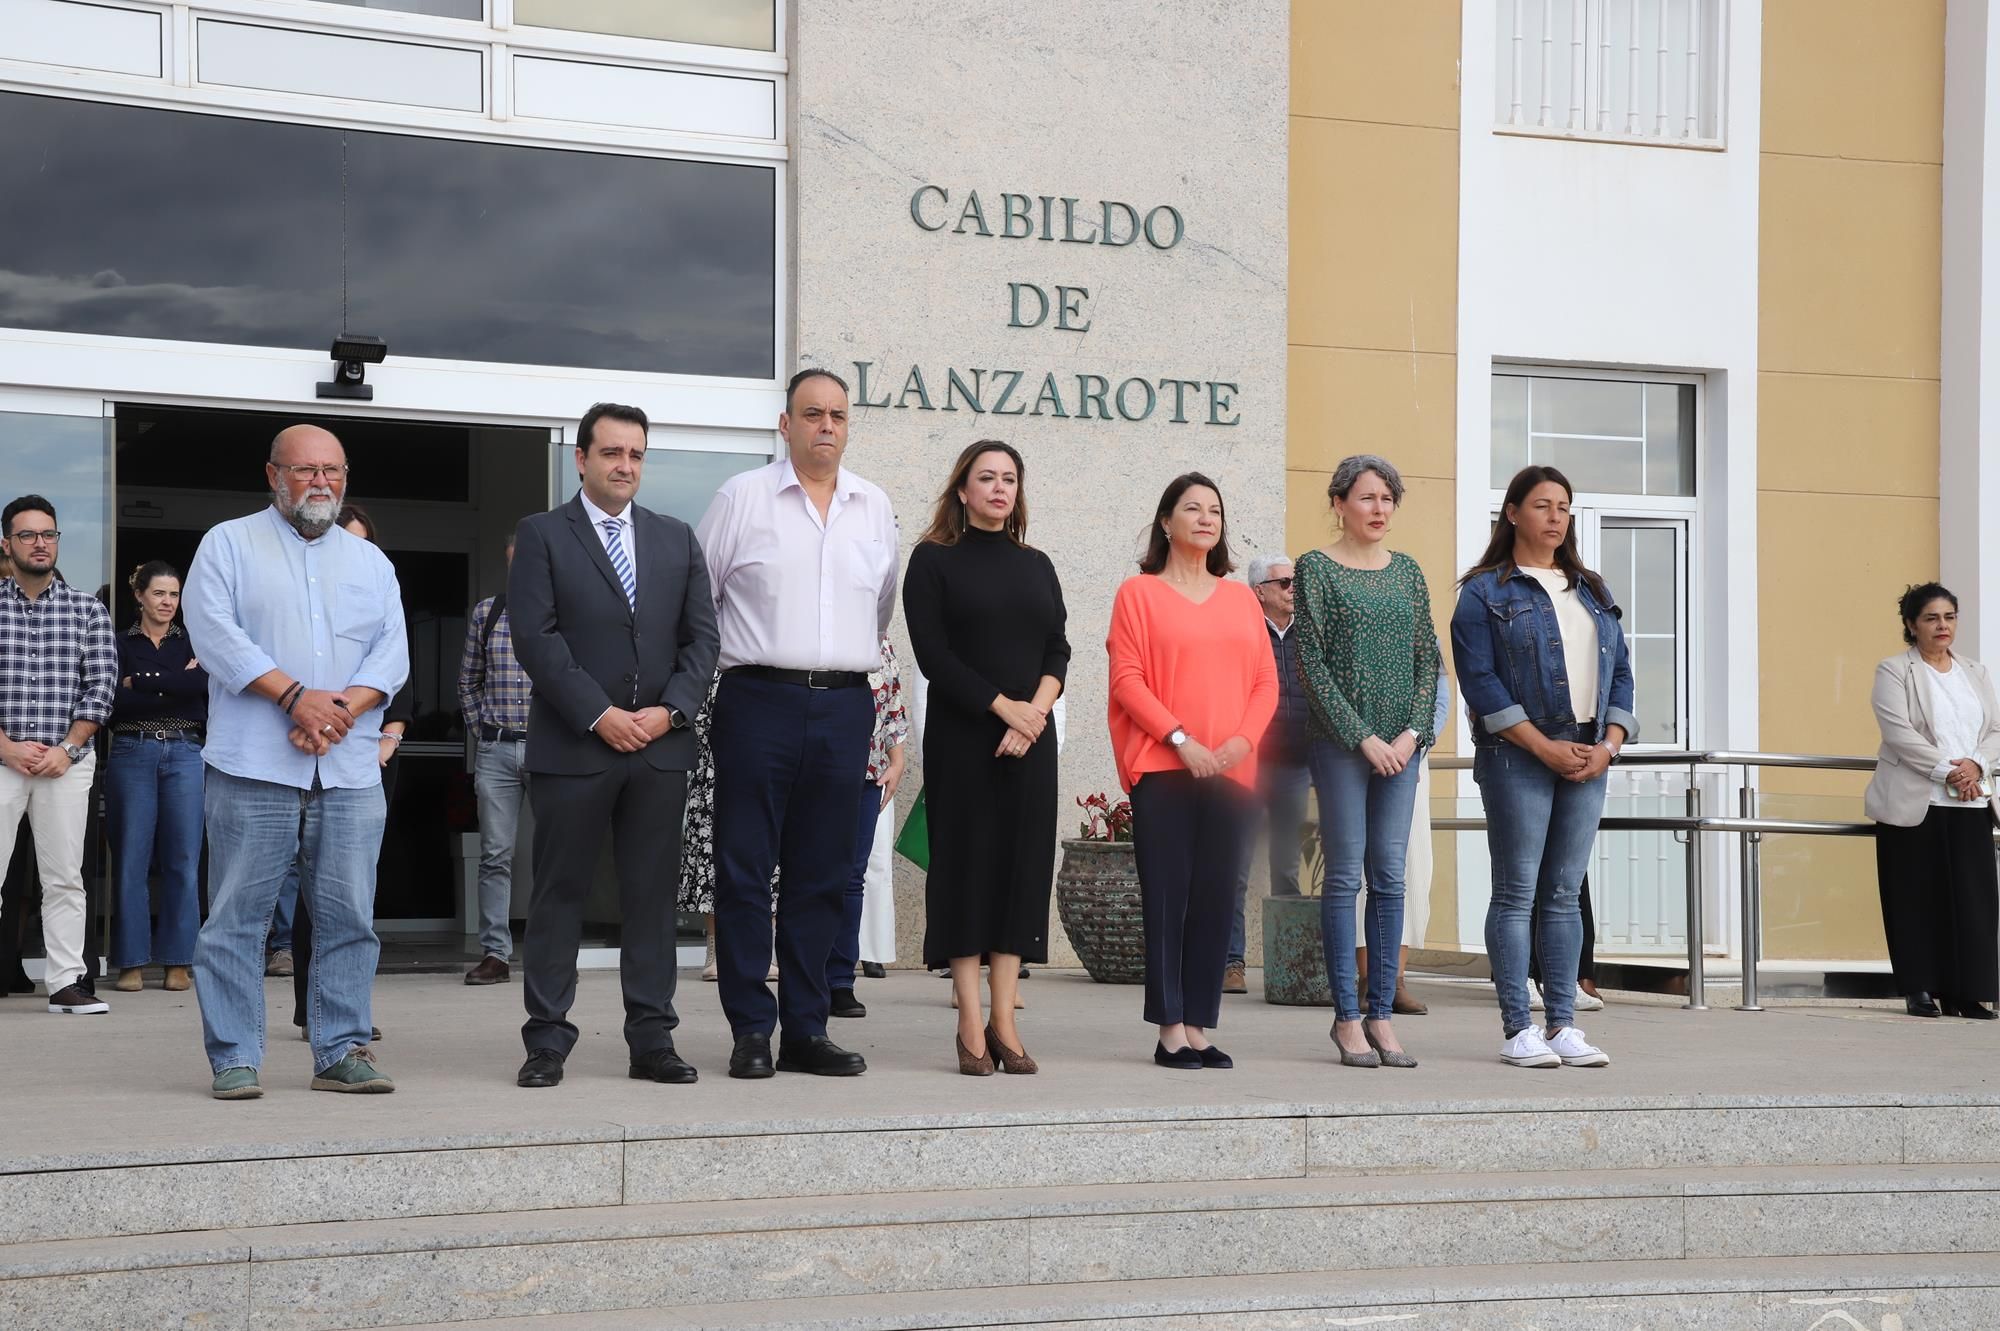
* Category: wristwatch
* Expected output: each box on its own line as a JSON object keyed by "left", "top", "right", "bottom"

{"left": 1167, "top": 727, "right": 1189, "bottom": 749}
{"left": 668, "top": 708, "right": 687, "bottom": 731}
{"left": 61, "top": 743, "right": 87, "bottom": 763}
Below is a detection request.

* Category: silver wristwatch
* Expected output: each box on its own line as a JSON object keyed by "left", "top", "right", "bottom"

{"left": 1168, "top": 727, "right": 1189, "bottom": 749}
{"left": 61, "top": 743, "right": 87, "bottom": 763}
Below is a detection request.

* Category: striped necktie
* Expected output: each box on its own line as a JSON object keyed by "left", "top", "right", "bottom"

{"left": 601, "top": 517, "right": 635, "bottom": 608}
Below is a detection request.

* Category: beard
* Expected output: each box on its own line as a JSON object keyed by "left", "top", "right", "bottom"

{"left": 275, "top": 487, "right": 340, "bottom": 539}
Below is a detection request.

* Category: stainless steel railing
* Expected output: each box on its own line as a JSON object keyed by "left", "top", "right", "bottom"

{"left": 1428, "top": 748, "right": 1924, "bottom": 1012}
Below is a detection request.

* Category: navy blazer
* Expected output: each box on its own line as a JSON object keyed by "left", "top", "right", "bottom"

{"left": 508, "top": 495, "right": 719, "bottom": 775}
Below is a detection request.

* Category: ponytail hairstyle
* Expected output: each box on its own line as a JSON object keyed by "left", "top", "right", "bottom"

{"left": 127, "top": 559, "right": 179, "bottom": 599}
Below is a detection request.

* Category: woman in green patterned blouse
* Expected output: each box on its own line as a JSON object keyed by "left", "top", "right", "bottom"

{"left": 1293, "top": 454, "right": 1441, "bottom": 1069}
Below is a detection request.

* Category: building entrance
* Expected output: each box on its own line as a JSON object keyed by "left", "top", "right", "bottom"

{"left": 111, "top": 403, "right": 552, "bottom": 951}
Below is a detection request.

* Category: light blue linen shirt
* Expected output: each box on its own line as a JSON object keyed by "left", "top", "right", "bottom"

{"left": 183, "top": 505, "right": 409, "bottom": 791}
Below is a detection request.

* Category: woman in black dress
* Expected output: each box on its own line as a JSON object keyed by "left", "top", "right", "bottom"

{"left": 905, "top": 440, "right": 1070, "bottom": 1075}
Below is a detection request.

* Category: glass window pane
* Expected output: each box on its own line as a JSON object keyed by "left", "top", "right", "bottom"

{"left": 515, "top": 0, "right": 774, "bottom": 52}
{"left": 0, "top": 413, "right": 111, "bottom": 604}
{"left": 1644, "top": 382, "right": 1696, "bottom": 496}
{"left": 1531, "top": 377, "right": 1644, "bottom": 440}
{"left": 313, "top": 0, "right": 483, "bottom": 17}
{"left": 1627, "top": 525, "right": 1678, "bottom": 635}
{"left": 1490, "top": 375, "right": 1530, "bottom": 488}
{"left": 1539, "top": 432, "right": 1644, "bottom": 494}
{"left": 1600, "top": 524, "right": 1634, "bottom": 604}
{"left": 560, "top": 446, "right": 768, "bottom": 527}
{"left": 0, "top": 93, "right": 777, "bottom": 379}
{"left": 1632, "top": 636, "right": 1677, "bottom": 745}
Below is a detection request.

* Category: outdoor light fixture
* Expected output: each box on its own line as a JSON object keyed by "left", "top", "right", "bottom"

{"left": 316, "top": 333, "right": 388, "bottom": 401}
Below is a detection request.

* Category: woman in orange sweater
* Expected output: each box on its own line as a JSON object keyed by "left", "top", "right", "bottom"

{"left": 1108, "top": 473, "right": 1279, "bottom": 1069}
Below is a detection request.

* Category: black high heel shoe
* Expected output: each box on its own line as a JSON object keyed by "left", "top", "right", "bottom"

{"left": 1906, "top": 992, "right": 1941, "bottom": 1018}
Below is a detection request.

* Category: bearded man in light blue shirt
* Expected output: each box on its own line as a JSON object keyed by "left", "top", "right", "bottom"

{"left": 183, "top": 425, "right": 408, "bottom": 1101}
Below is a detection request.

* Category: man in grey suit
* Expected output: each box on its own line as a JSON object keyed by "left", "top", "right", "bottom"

{"left": 508, "top": 402, "right": 719, "bottom": 1088}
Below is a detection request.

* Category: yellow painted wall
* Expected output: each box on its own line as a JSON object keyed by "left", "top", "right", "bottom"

{"left": 1289, "top": 1, "right": 1461, "bottom": 938}
{"left": 1758, "top": 0, "right": 1943, "bottom": 960}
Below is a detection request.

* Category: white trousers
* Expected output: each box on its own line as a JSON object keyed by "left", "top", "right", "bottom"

{"left": 0, "top": 750, "right": 97, "bottom": 993}
{"left": 1354, "top": 756, "right": 1433, "bottom": 949}
{"left": 857, "top": 798, "right": 896, "bottom": 964}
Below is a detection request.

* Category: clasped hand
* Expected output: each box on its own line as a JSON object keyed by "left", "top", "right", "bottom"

{"left": 1359, "top": 732, "right": 1419, "bottom": 778}
{"left": 1947, "top": 757, "right": 1987, "bottom": 802}
{"left": 992, "top": 696, "right": 1048, "bottom": 759}
{"left": 1540, "top": 739, "right": 1610, "bottom": 783}
{"left": 596, "top": 706, "right": 671, "bottom": 753}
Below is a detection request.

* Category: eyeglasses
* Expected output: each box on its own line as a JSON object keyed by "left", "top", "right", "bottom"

{"left": 1258, "top": 576, "right": 1293, "bottom": 590}
{"left": 9, "top": 530, "right": 58, "bottom": 545}
{"left": 276, "top": 464, "right": 350, "bottom": 481}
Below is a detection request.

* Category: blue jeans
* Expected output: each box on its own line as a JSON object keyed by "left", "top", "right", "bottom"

{"left": 826, "top": 778, "right": 884, "bottom": 991}
{"left": 472, "top": 738, "right": 525, "bottom": 961}
{"left": 193, "top": 769, "right": 386, "bottom": 1075}
{"left": 1476, "top": 733, "right": 1609, "bottom": 1036}
{"left": 1310, "top": 740, "right": 1421, "bottom": 1022}
{"left": 267, "top": 861, "right": 298, "bottom": 953}
{"left": 1227, "top": 761, "right": 1312, "bottom": 965}
{"left": 106, "top": 735, "right": 205, "bottom": 969}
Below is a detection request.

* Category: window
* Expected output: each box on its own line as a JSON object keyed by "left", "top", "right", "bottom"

{"left": 1490, "top": 368, "right": 1697, "bottom": 747}
{"left": 0, "top": 411, "right": 110, "bottom": 603}
{"left": 1494, "top": 0, "right": 1723, "bottom": 146}
{"left": 0, "top": 92, "right": 777, "bottom": 379}
{"left": 558, "top": 443, "right": 769, "bottom": 528}
{"left": 313, "top": 0, "right": 484, "bottom": 17}
{"left": 514, "top": 0, "right": 775, "bottom": 52}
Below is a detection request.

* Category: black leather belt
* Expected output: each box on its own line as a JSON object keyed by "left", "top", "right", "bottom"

{"left": 122, "top": 729, "right": 201, "bottom": 742}
{"left": 480, "top": 724, "right": 529, "bottom": 742}
{"left": 729, "top": 665, "right": 869, "bottom": 690}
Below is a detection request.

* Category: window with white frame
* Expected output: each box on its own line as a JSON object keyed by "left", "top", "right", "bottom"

{"left": 1494, "top": 0, "right": 1724, "bottom": 147}
{"left": 1490, "top": 369, "right": 1697, "bottom": 747}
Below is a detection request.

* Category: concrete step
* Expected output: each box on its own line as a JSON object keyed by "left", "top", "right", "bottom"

{"left": 11, "top": 1093, "right": 2000, "bottom": 1244}
{"left": 10, "top": 1164, "right": 2000, "bottom": 1329}
{"left": 380, "top": 1255, "right": 2000, "bottom": 1330}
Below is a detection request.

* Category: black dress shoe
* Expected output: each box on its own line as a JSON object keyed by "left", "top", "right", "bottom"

{"left": 1154, "top": 1041, "right": 1202, "bottom": 1070}
{"left": 1197, "top": 1044, "right": 1234, "bottom": 1069}
{"left": 1946, "top": 997, "right": 1999, "bottom": 1020}
{"left": 776, "top": 1035, "right": 867, "bottom": 1076}
{"left": 516, "top": 1049, "right": 565, "bottom": 1088}
{"left": 829, "top": 987, "right": 867, "bottom": 1018}
{"left": 1907, "top": 993, "right": 1942, "bottom": 1018}
{"left": 729, "top": 1032, "right": 775, "bottom": 1079}
{"left": 629, "top": 1047, "right": 699, "bottom": 1083}
{"left": 861, "top": 962, "right": 886, "bottom": 980}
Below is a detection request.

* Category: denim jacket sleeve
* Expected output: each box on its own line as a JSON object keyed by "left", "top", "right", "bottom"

{"left": 1450, "top": 575, "right": 1529, "bottom": 735}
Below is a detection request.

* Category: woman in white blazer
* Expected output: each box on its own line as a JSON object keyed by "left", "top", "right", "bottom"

{"left": 1864, "top": 582, "right": 2000, "bottom": 1019}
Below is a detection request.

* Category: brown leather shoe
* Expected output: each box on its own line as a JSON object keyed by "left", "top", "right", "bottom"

{"left": 1222, "top": 962, "right": 1248, "bottom": 994}
{"left": 464, "top": 956, "right": 511, "bottom": 986}
{"left": 1392, "top": 982, "right": 1428, "bottom": 1016}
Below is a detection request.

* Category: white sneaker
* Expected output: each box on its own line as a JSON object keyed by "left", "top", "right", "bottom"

{"left": 1575, "top": 987, "right": 1605, "bottom": 1012}
{"left": 1545, "top": 1025, "right": 1610, "bottom": 1067}
{"left": 1500, "top": 1026, "right": 1561, "bottom": 1068}
{"left": 1528, "top": 982, "right": 1545, "bottom": 1012}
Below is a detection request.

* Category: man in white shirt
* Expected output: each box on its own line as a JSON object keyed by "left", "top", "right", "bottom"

{"left": 696, "top": 369, "right": 897, "bottom": 1079}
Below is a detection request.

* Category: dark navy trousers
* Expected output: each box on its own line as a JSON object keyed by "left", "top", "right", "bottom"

{"left": 711, "top": 672, "right": 873, "bottom": 1040}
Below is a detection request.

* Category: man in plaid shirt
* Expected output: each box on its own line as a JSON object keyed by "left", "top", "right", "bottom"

{"left": 0, "top": 495, "right": 117, "bottom": 1015}
{"left": 456, "top": 531, "right": 532, "bottom": 986}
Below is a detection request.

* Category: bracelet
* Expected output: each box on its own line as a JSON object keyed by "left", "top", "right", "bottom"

{"left": 381, "top": 733, "right": 402, "bottom": 745}
{"left": 280, "top": 682, "right": 304, "bottom": 715}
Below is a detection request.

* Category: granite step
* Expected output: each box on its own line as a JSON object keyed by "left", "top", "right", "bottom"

{"left": 9, "top": 1094, "right": 2000, "bottom": 1244}
{"left": 9, "top": 1164, "right": 2000, "bottom": 1329}
{"left": 380, "top": 1254, "right": 2000, "bottom": 1330}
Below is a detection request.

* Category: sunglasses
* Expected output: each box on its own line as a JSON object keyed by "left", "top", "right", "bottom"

{"left": 1259, "top": 576, "right": 1294, "bottom": 590}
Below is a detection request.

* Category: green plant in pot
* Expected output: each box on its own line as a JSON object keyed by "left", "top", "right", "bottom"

{"left": 1056, "top": 792, "right": 1145, "bottom": 984}
{"left": 1263, "top": 819, "right": 1333, "bottom": 1006}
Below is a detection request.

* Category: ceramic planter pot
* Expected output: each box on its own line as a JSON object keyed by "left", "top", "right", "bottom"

{"left": 1055, "top": 839, "right": 1145, "bottom": 984}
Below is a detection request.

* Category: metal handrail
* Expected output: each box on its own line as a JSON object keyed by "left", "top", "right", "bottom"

{"left": 1423, "top": 746, "right": 1926, "bottom": 1012}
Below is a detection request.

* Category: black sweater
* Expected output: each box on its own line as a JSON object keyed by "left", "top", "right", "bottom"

{"left": 112, "top": 624, "right": 209, "bottom": 729}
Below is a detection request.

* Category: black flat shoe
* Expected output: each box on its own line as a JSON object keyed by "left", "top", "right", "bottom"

{"left": 861, "top": 962, "right": 886, "bottom": 979}
{"left": 1947, "top": 997, "right": 1999, "bottom": 1020}
{"left": 776, "top": 1035, "right": 867, "bottom": 1076}
{"left": 1907, "top": 993, "right": 1942, "bottom": 1018}
{"left": 629, "top": 1047, "right": 699, "bottom": 1083}
{"left": 516, "top": 1048, "right": 565, "bottom": 1088}
{"left": 729, "top": 1032, "right": 775, "bottom": 1079}
{"left": 1154, "top": 1041, "right": 1202, "bottom": 1070}
{"left": 830, "top": 987, "right": 867, "bottom": 1018}
{"left": 1196, "top": 1045, "right": 1234, "bottom": 1069}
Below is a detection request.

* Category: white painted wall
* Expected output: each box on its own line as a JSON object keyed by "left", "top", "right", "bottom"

{"left": 1942, "top": 0, "right": 2000, "bottom": 660}
{"left": 1453, "top": 0, "right": 1764, "bottom": 953}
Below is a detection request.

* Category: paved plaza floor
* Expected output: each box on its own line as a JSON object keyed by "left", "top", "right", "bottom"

{"left": 5, "top": 966, "right": 1997, "bottom": 1169}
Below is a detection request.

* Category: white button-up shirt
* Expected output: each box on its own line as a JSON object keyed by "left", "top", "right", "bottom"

{"left": 695, "top": 457, "right": 898, "bottom": 672}
{"left": 578, "top": 490, "right": 638, "bottom": 595}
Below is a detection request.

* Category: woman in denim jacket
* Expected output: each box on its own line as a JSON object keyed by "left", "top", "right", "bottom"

{"left": 1451, "top": 465, "right": 1637, "bottom": 1070}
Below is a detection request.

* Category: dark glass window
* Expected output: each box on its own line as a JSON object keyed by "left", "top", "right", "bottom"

{"left": 0, "top": 93, "right": 776, "bottom": 378}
